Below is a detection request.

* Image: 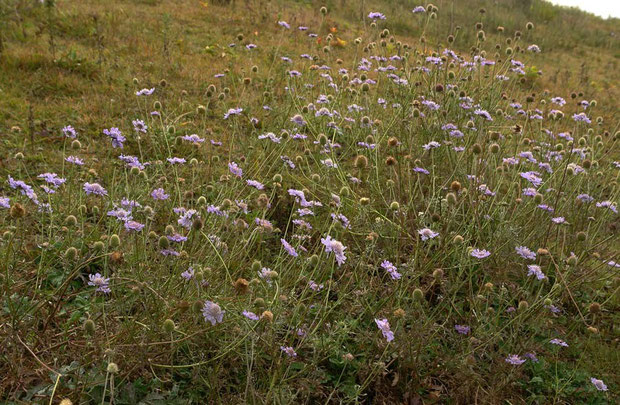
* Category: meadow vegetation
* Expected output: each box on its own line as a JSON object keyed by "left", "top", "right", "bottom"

{"left": 0, "top": 0, "right": 618, "bottom": 403}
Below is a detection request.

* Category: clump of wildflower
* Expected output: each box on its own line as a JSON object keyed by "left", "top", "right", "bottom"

{"left": 381, "top": 260, "right": 401, "bottom": 280}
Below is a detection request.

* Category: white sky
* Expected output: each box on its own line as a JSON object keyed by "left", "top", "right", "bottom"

{"left": 546, "top": 0, "right": 620, "bottom": 19}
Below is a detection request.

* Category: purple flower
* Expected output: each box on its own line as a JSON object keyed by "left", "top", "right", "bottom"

{"left": 375, "top": 318, "right": 394, "bottom": 342}
{"left": 202, "top": 301, "right": 225, "bottom": 326}
{"left": 515, "top": 246, "right": 536, "bottom": 260}
{"left": 280, "top": 346, "right": 297, "bottom": 357}
{"left": 223, "top": 107, "right": 243, "bottom": 119}
{"left": 278, "top": 20, "right": 290, "bottom": 29}
{"left": 381, "top": 260, "right": 401, "bottom": 280}
{"left": 132, "top": 119, "right": 147, "bottom": 133}
{"left": 246, "top": 180, "right": 264, "bottom": 190}
{"left": 418, "top": 228, "right": 439, "bottom": 241}
{"left": 151, "top": 188, "right": 169, "bottom": 200}
{"left": 0, "top": 197, "right": 9, "bottom": 209}
{"left": 167, "top": 157, "right": 186, "bottom": 165}
{"left": 572, "top": 112, "right": 591, "bottom": 123}
{"left": 281, "top": 238, "right": 298, "bottom": 257}
{"left": 549, "top": 338, "right": 568, "bottom": 347}
{"left": 455, "top": 325, "right": 470, "bottom": 335}
{"left": 505, "top": 354, "right": 526, "bottom": 365}
{"left": 181, "top": 267, "right": 194, "bottom": 281}
{"left": 368, "top": 12, "right": 386, "bottom": 20}
{"left": 596, "top": 201, "right": 617, "bottom": 214}
{"left": 62, "top": 125, "right": 77, "bottom": 138}
{"left": 527, "top": 265, "right": 546, "bottom": 280}
{"left": 228, "top": 162, "right": 243, "bottom": 178}
{"left": 136, "top": 88, "right": 155, "bottom": 96}
{"left": 412, "top": 6, "right": 426, "bottom": 13}
{"left": 103, "top": 127, "right": 126, "bottom": 149}
{"left": 590, "top": 377, "right": 608, "bottom": 391}
{"left": 38, "top": 172, "right": 66, "bottom": 188}
{"left": 243, "top": 310, "right": 259, "bottom": 321}
{"left": 66, "top": 155, "right": 84, "bottom": 165}
{"left": 124, "top": 220, "right": 145, "bottom": 232}
{"left": 83, "top": 182, "right": 108, "bottom": 196}
{"left": 181, "top": 134, "right": 205, "bottom": 144}
{"left": 321, "top": 235, "right": 347, "bottom": 266}
{"left": 524, "top": 352, "right": 539, "bottom": 362}
{"left": 551, "top": 216, "right": 566, "bottom": 224}
{"left": 520, "top": 171, "right": 543, "bottom": 188}
{"left": 88, "top": 273, "right": 111, "bottom": 294}
{"left": 470, "top": 249, "right": 491, "bottom": 259}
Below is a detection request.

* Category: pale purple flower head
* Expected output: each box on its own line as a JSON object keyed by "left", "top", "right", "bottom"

{"left": 88, "top": 273, "right": 111, "bottom": 294}
{"left": 124, "top": 220, "right": 145, "bottom": 232}
{"left": 418, "top": 228, "right": 439, "bottom": 241}
{"left": 470, "top": 249, "right": 491, "bottom": 259}
{"left": 62, "top": 125, "right": 77, "bottom": 139}
{"left": 228, "top": 162, "right": 243, "bottom": 178}
{"left": 375, "top": 318, "right": 394, "bottom": 342}
{"left": 66, "top": 155, "right": 84, "bottom": 165}
{"left": 515, "top": 246, "right": 536, "bottom": 260}
{"left": 505, "top": 354, "right": 526, "bottom": 365}
{"left": 281, "top": 238, "right": 298, "bottom": 257}
{"left": 455, "top": 325, "right": 470, "bottom": 335}
{"left": 136, "top": 88, "right": 155, "bottom": 96}
{"left": 549, "top": 338, "right": 568, "bottom": 347}
{"left": 527, "top": 264, "right": 546, "bottom": 280}
{"left": 381, "top": 260, "right": 401, "bottom": 280}
{"left": 321, "top": 235, "right": 347, "bottom": 266}
{"left": 590, "top": 377, "right": 608, "bottom": 391}
{"left": 280, "top": 346, "right": 297, "bottom": 357}
{"left": 202, "top": 301, "right": 224, "bottom": 326}
{"left": 368, "top": 12, "right": 386, "bottom": 20}
{"left": 181, "top": 267, "right": 194, "bottom": 281}
{"left": 151, "top": 188, "right": 169, "bottom": 200}
{"left": 243, "top": 310, "right": 260, "bottom": 321}
{"left": 103, "top": 127, "right": 125, "bottom": 149}
{"left": 246, "top": 180, "right": 264, "bottom": 190}
{"left": 83, "top": 182, "right": 108, "bottom": 196}
{"left": 0, "top": 197, "right": 9, "bottom": 209}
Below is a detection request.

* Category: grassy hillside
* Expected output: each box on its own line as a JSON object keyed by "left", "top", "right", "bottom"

{"left": 0, "top": 0, "right": 618, "bottom": 403}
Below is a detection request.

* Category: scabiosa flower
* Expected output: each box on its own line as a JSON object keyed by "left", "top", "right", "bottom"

{"left": 375, "top": 318, "right": 394, "bottom": 342}
{"left": 83, "top": 182, "right": 108, "bottom": 196}
{"left": 551, "top": 216, "right": 566, "bottom": 224}
{"left": 246, "top": 180, "right": 264, "bottom": 190}
{"left": 181, "top": 267, "right": 194, "bottom": 280}
{"left": 527, "top": 44, "right": 541, "bottom": 53}
{"left": 527, "top": 264, "right": 546, "bottom": 280}
{"left": 277, "top": 20, "right": 290, "bottom": 29}
{"left": 160, "top": 249, "right": 180, "bottom": 257}
{"left": 65, "top": 155, "right": 85, "bottom": 165}
{"left": 590, "top": 377, "right": 608, "bottom": 391}
{"left": 62, "top": 125, "right": 77, "bottom": 138}
{"left": 181, "top": 134, "right": 204, "bottom": 143}
{"left": 413, "top": 167, "right": 430, "bottom": 175}
{"left": 290, "top": 114, "right": 306, "bottom": 126}
{"left": 474, "top": 108, "right": 493, "bottom": 121}
{"left": 178, "top": 209, "right": 198, "bottom": 229}
{"left": 136, "top": 88, "right": 155, "bottom": 96}
{"left": 280, "top": 346, "right": 297, "bottom": 357}
{"left": 455, "top": 325, "right": 470, "bottom": 335}
{"left": 88, "top": 273, "right": 111, "bottom": 294}
{"left": 471, "top": 249, "right": 491, "bottom": 259}
{"left": 520, "top": 171, "right": 543, "bottom": 187}
{"left": 418, "top": 228, "right": 439, "bottom": 241}
{"left": 381, "top": 260, "right": 402, "bottom": 280}
{"left": 167, "top": 157, "right": 186, "bottom": 165}
{"left": 572, "top": 112, "right": 591, "bottom": 123}
{"left": 524, "top": 352, "right": 539, "bottom": 362}
{"left": 243, "top": 310, "right": 260, "bottom": 321}
{"left": 422, "top": 141, "right": 441, "bottom": 150}
{"left": 38, "top": 172, "right": 66, "bottom": 188}
{"left": 202, "top": 301, "right": 224, "bottom": 325}
{"left": 321, "top": 235, "right": 347, "bottom": 266}
{"left": 132, "top": 119, "right": 147, "bottom": 133}
{"left": 0, "top": 197, "right": 9, "bottom": 209}
{"left": 103, "top": 127, "right": 126, "bottom": 149}
{"left": 223, "top": 107, "right": 243, "bottom": 119}
{"left": 124, "top": 220, "right": 145, "bottom": 232}
{"left": 228, "top": 162, "right": 243, "bottom": 178}
{"left": 281, "top": 238, "right": 298, "bottom": 257}
{"left": 515, "top": 246, "right": 536, "bottom": 260}
{"left": 368, "top": 11, "right": 386, "bottom": 20}
{"left": 596, "top": 201, "right": 618, "bottom": 214}
{"left": 151, "top": 188, "right": 169, "bottom": 200}
{"left": 412, "top": 6, "right": 426, "bottom": 13}
{"left": 505, "top": 354, "right": 526, "bottom": 365}
{"left": 549, "top": 338, "right": 568, "bottom": 347}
